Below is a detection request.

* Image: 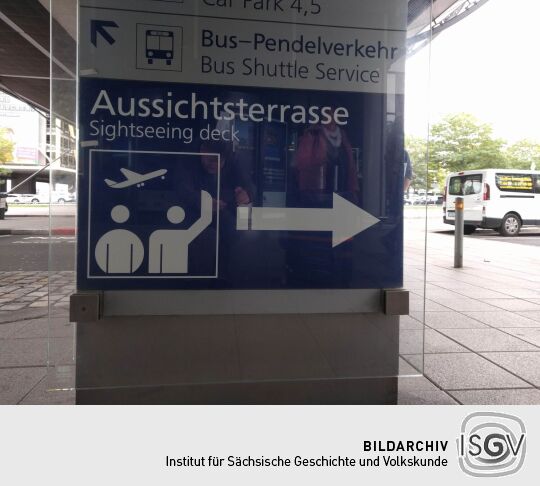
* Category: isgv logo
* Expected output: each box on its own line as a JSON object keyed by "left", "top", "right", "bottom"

{"left": 457, "top": 412, "right": 526, "bottom": 477}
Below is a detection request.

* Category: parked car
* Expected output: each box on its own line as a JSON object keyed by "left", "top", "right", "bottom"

{"left": 5, "top": 193, "right": 38, "bottom": 204}
{"left": 23, "top": 192, "right": 77, "bottom": 204}
{"left": 427, "top": 193, "right": 444, "bottom": 205}
{"left": 51, "top": 192, "right": 76, "bottom": 204}
{"left": 444, "top": 169, "right": 540, "bottom": 236}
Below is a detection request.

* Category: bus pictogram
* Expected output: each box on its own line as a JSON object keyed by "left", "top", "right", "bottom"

{"left": 146, "top": 30, "right": 174, "bottom": 65}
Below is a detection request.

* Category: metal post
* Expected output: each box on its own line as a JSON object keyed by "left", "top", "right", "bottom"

{"left": 454, "top": 197, "right": 464, "bottom": 268}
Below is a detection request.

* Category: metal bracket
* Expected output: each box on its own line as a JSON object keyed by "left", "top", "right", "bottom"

{"left": 382, "top": 289, "right": 410, "bottom": 316}
{"left": 69, "top": 292, "right": 103, "bottom": 322}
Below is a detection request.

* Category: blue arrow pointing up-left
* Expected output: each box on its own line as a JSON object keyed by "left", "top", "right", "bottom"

{"left": 91, "top": 20, "right": 119, "bottom": 47}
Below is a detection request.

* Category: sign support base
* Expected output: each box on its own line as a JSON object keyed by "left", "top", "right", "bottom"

{"left": 75, "top": 312, "right": 400, "bottom": 405}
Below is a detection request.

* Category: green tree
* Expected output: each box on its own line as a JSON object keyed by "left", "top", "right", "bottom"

{"left": 406, "top": 135, "right": 446, "bottom": 191}
{"left": 406, "top": 135, "right": 428, "bottom": 191}
{"left": 0, "top": 127, "right": 15, "bottom": 163}
{"left": 0, "top": 128, "right": 14, "bottom": 191}
{"left": 505, "top": 139, "right": 540, "bottom": 170}
{"left": 429, "top": 113, "right": 507, "bottom": 173}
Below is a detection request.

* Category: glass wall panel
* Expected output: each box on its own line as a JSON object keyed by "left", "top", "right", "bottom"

{"left": 48, "top": 0, "right": 431, "bottom": 401}
{"left": 46, "top": 0, "right": 77, "bottom": 401}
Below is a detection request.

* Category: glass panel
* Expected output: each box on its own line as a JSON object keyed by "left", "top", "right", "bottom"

{"left": 48, "top": 0, "right": 430, "bottom": 400}
{"left": 402, "top": 0, "right": 431, "bottom": 379}
{"left": 46, "top": 0, "right": 77, "bottom": 402}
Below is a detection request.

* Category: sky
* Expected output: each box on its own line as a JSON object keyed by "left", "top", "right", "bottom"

{"left": 405, "top": 0, "right": 540, "bottom": 143}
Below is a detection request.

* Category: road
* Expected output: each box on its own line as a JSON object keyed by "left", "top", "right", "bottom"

{"left": 0, "top": 235, "right": 75, "bottom": 271}
{"left": 406, "top": 206, "right": 540, "bottom": 247}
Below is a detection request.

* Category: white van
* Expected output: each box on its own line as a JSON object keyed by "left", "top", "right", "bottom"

{"left": 444, "top": 169, "right": 540, "bottom": 236}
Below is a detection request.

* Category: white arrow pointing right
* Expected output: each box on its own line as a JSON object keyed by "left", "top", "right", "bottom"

{"left": 237, "top": 193, "right": 380, "bottom": 248}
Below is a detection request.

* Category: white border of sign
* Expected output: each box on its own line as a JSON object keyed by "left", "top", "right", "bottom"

{"left": 87, "top": 149, "right": 221, "bottom": 280}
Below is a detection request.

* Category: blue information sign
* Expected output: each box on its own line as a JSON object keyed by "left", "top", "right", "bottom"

{"left": 78, "top": 1, "right": 406, "bottom": 291}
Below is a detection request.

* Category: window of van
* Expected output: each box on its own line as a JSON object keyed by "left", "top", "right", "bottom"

{"left": 495, "top": 174, "right": 534, "bottom": 193}
{"left": 449, "top": 174, "right": 482, "bottom": 196}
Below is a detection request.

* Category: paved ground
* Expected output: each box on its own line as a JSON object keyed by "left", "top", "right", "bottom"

{"left": 399, "top": 209, "right": 540, "bottom": 405}
{"left": 0, "top": 236, "right": 75, "bottom": 271}
{"left": 1, "top": 207, "right": 540, "bottom": 405}
{"left": 0, "top": 271, "right": 73, "bottom": 311}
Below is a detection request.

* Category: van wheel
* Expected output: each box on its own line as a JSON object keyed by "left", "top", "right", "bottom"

{"left": 464, "top": 225, "right": 477, "bottom": 235}
{"left": 499, "top": 214, "right": 521, "bottom": 236}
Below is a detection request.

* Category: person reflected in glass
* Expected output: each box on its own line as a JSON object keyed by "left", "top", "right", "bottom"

{"left": 295, "top": 111, "right": 359, "bottom": 204}
{"left": 198, "top": 140, "right": 254, "bottom": 217}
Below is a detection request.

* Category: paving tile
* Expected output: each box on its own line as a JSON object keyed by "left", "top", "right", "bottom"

{"left": 0, "top": 304, "right": 26, "bottom": 311}
{"left": 0, "top": 338, "right": 48, "bottom": 367}
{"left": 412, "top": 311, "right": 488, "bottom": 329}
{"left": 438, "top": 328, "right": 539, "bottom": 352}
{"left": 409, "top": 299, "right": 452, "bottom": 312}
{"left": 399, "top": 330, "right": 423, "bottom": 355}
{"left": 425, "top": 278, "right": 464, "bottom": 288}
{"left": 425, "top": 330, "right": 469, "bottom": 353}
{"left": 495, "top": 288, "right": 540, "bottom": 299}
{"left": 400, "top": 329, "right": 468, "bottom": 354}
{"left": 0, "top": 308, "right": 47, "bottom": 324}
{"left": 462, "top": 311, "right": 540, "bottom": 328}
{"left": 0, "top": 321, "right": 28, "bottom": 339}
{"left": 449, "top": 389, "right": 540, "bottom": 405}
{"left": 502, "top": 328, "right": 540, "bottom": 348}
{"left": 436, "top": 299, "right": 501, "bottom": 312}
{"left": 399, "top": 375, "right": 437, "bottom": 392}
{"left": 48, "top": 337, "right": 75, "bottom": 366}
{"left": 20, "top": 377, "right": 75, "bottom": 405}
{"left": 425, "top": 289, "right": 466, "bottom": 300}
{"left": 400, "top": 315, "right": 423, "bottom": 329}
{"left": 481, "top": 299, "right": 540, "bottom": 312}
{"left": 0, "top": 367, "right": 47, "bottom": 405}
{"left": 403, "top": 281, "right": 425, "bottom": 292}
{"left": 456, "top": 289, "right": 516, "bottom": 299}
{"left": 399, "top": 357, "right": 421, "bottom": 375}
{"left": 516, "top": 311, "right": 540, "bottom": 323}
{"left": 401, "top": 354, "right": 423, "bottom": 372}
{"left": 423, "top": 353, "right": 529, "bottom": 390}
{"left": 481, "top": 352, "right": 540, "bottom": 387}
{"left": 19, "top": 296, "right": 36, "bottom": 302}
{"left": 11, "top": 318, "right": 74, "bottom": 339}
{"left": 398, "top": 377, "right": 458, "bottom": 405}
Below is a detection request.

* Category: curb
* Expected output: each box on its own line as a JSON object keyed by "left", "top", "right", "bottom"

{"left": 0, "top": 228, "right": 76, "bottom": 236}
{"left": 1, "top": 214, "right": 50, "bottom": 217}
